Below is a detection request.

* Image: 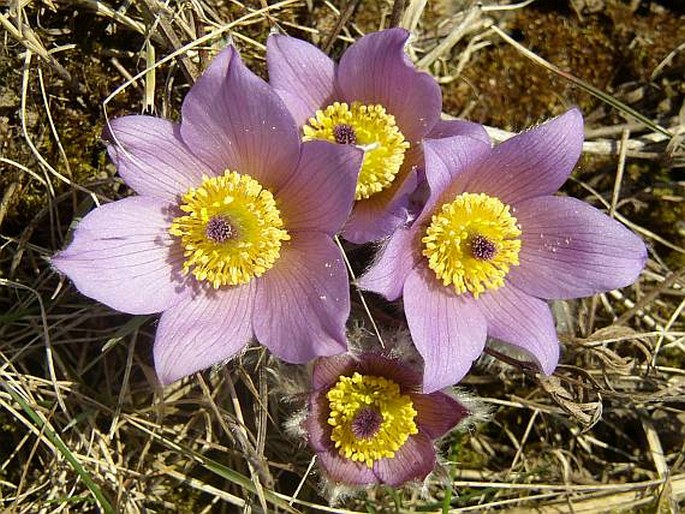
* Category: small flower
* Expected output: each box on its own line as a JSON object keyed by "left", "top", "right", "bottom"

{"left": 358, "top": 109, "right": 647, "bottom": 392}
{"left": 52, "top": 46, "right": 363, "bottom": 385}
{"left": 267, "top": 28, "right": 489, "bottom": 243}
{"left": 304, "top": 352, "right": 469, "bottom": 487}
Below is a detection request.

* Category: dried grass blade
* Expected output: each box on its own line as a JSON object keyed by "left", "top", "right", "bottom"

{"left": 127, "top": 418, "right": 302, "bottom": 513}
{"left": 2, "top": 383, "right": 116, "bottom": 514}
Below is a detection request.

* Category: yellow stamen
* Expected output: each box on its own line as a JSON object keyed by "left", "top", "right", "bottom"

{"left": 169, "top": 171, "right": 290, "bottom": 288}
{"left": 422, "top": 192, "right": 521, "bottom": 298}
{"left": 327, "top": 372, "right": 418, "bottom": 468}
{"left": 303, "top": 101, "right": 410, "bottom": 200}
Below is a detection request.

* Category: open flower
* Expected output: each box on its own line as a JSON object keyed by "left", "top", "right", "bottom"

{"left": 358, "top": 109, "right": 647, "bottom": 392}
{"left": 267, "top": 28, "right": 488, "bottom": 243}
{"left": 52, "top": 46, "right": 363, "bottom": 385}
{"left": 304, "top": 352, "right": 469, "bottom": 487}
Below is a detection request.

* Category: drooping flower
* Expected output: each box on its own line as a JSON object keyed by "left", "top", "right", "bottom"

{"left": 52, "top": 46, "right": 363, "bottom": 385}
{"left": 267, "top": 28, "right": 489, "bottom": 243}
{"left": 358, "top": 109, "right": 647, "bottom": 392}
{"left": 304, "top": 352, "right": 469, "bottom": 487}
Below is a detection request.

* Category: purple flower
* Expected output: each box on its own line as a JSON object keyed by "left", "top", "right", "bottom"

{"left": 304, "top": 352, "right": 469, "bottom": 487}
{"left": 52, "top": 47, "right": 363, "bottom": 385}
{"left": 267, "top": 28, "right": 489, "bottom": 243}
{"left": 358, "top": 109, "right": 647, "bottom": 392}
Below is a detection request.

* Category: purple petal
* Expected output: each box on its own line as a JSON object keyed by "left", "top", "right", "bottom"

{"left": 509, "top": 196, "right": 647, "bottom": 299}
{"left": 180, "top": 46, "right": 300, "bottom": 192}
{"left": 153, "top": 282, "right": 256, "bottom": 385}
{"left": 411, "top": 392, "right": 469, "bottom": 439}
{"left": 471, "top": 284, "right": 559, "bottom": 375}
{"left": 373, "top": 432, "right": 436, "bottom": 486}
{"left": 318, "top": 450, "right": 379, "bottom": 486}
{"left": 312, "top": 354, "right": 358, "bottom": 390}
{"left": 357, "top": 226, "right": 421, "bottom": 301}
{"left": 267, "top": 34, "right": 338, "bottom": 127}
{"left": 304, "top": 390, "right": 334, "bottom": 452}
{"left": 356, "top": 352, "right": 422, "bottom": 391}
{"left": 404, "top": 269, "right": 488, "bottom": 392}
{"left": 277, "top": 141, "right": 361, "bottom": 235}
{"left": 420, "top": 135, "right": 491, "bottom": 221}
{"left": 338, "top": 28, "right": 441, "bottom": 142}
{"left": 426, "top": 118, "right": 491, "bottom": 146}
{"left": 342, "top": 167, "right": 418, "bottom": 243}
{"left": 52, "top": 197, "right": 184, "bottom": 315}
{"left": 104, "top": 116, "right": 208, "bottom": 201}
{"left": 461, "top": 109, "right": 584, "bottom": 204}
{"left": 402, "top": 140, "right": 426, "bottom": 173}
{"left": 404, "top": 144, "right": 430, "bottom": 213}
{"left": 253, "top": 234, "right": 349, "bottom": 363}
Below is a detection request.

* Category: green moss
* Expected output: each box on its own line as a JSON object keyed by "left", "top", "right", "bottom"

{"left": 441, "top": 7, "right": 617, "bottom": 128}
{"left": 639, "top": 180, "right": 685, "bottom": 267}
{"left": 438, "top": 1, "right": 684, "bottom": 129}
{"left": 163, "top": 486, "right": 203, "bottom": 513}
{"left": 0, "top": 43, "right": 124, "bottom": 234}
{"left": 446, "top": 432, "right": 486, "bottom": 469}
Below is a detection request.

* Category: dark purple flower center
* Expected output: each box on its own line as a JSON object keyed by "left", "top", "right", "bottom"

{"left": 350, "top": 407, "right": 383, "bottom": 439}
{"left": 333, "top": 123, "right": 357, "bottom": 145}
{"left": 205, "top": 215, "right": 236, "bottom": 243}
{"left": 470, "top": 234, "right": 497, "bottom": 261}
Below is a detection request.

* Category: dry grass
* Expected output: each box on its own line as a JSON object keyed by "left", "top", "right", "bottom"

{"left": 1, "top": 0, "right": 684, "bottom": 512}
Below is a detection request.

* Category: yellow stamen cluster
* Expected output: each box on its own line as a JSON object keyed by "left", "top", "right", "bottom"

{"left": 169, "top": 171, "right": 290, "bottom": 288}
{"left": 303, "top": 101, "right": 410, "bottom": 200}
{"left": 327, "top": 372, "right": 418, "bottom": 468}
{"left": 422, "top": 192, "right": 522, "bottom": 298}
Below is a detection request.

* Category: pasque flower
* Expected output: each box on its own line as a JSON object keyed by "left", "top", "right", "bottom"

{"left": 267, "top": 28, "right": 488, "bottom": 243}
{"left": 358, "top": 109, "right": 647, "bottom": 392}
{"left": 304, "top": 352, "right": 469, "bottom": 486}
{"left": 52, "top": 46, "right": 363, "bottom": 384}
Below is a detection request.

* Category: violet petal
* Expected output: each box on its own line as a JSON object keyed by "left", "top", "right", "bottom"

{"left": 357, "top": 226, "right": 421, "bottom": 302}
{"left": 342, "top": 167, "right": 418, "bottom": 244}
{"left": 52, "top": 197, "right": 184, "bottom": 315}
{"left": 411, "top": 391, "right": 469, "bottom": 439}
{"left": 509, "top": 196, "right": 647, "bottom": 299}
{"left": 461, "top": 109, "right": 584, "bottom": 205}
{"left": 373, "top": 432, "right": 436, "bottom": 486}
{"left": 104, "top": 116, "right": 208, "bottom": 202}
{"left": 304, "top": 390, "right": 334, "bottom": 452}
{"left": 153, "top": 281, "right": 256, "bottom": 385}
{"left": 426, "top": 118, "right": 491, "bottom": 146}
{"left": 253, "top": 234, "right": 349, "bottom": 363}
{"left": 277, "top": 140, "right": 361, "bottom": 235}
{"left": 180, "top": 46, "right": 300, "bottom": 192}
{"left": 404, "top": 268, "right": 488, "bottom": 392}
{"left": 420, "top": 135, "right": 491, "bottom": 222}
{"left": 470, "top": 283, "right": 559, "bottom": 375}
{"left": 267, "top": 34, "right": 338, "bottom": 127}
{"left": 338, "top": 28, "right": 441, "bottom": 142}
{"left": 312, "top": 355, "right": 358, "bottom": 390}
{"left": 318, "top": 450, "right": 379, "bottom": 486}
{"left": 356, "top": 352, "right": 422, "bottom": 391}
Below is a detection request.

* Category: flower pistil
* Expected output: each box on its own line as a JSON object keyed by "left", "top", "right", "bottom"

{"left": 422, "top": 192, "right": 521, "bottom": 297}
{"left": 327, "top": 372, "right": 418, "bottom": 468}
{"left": 303, "top": 102, "right": 409, "bottom": 200}
{"left": 169, "top": 171, "right": 290, "bottom": 288}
